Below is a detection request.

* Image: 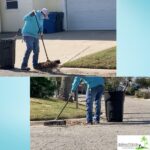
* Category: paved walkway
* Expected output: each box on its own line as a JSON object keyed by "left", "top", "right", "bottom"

{"left": 31, "top": 97, "right": 150, "bottom": 150}
{"left": 0, "top": 31, "right": 116, "bottom": 76}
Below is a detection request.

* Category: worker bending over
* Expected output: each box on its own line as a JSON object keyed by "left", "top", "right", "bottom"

{"left": 71, "top": 76, "right": 104, "bottom": 125}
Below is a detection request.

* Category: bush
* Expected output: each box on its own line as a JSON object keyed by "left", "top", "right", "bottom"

{"left": 30, "top": 77, "right": 57, "bottom": 98}
{"left": 126, "top": 87, "right": 136, "bottom": 95}
{"left": 135, "top": 91, "right": 150, "bottom": 99}
{"left": 143, "top": 92, "right": 150, "bottom": 99}
{"left": 135, "top": 91, "right": 143, "bottom": 98}
{"left": 135, "top": 78, "right": 150, "bottom": 88}
{"left": 105, "top": 77, "right": 124, "bottom": 92}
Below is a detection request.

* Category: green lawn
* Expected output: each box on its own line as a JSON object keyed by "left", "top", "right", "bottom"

{"left": 62, "top": 47, "right": 116, "bottom": 69}
{"left": 31, "top": 98, "right": 86, "bottom": 121}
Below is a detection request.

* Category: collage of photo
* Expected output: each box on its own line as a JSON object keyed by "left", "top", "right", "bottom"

{"left": 0, "top": 0, "right": 150, "bottom": 150}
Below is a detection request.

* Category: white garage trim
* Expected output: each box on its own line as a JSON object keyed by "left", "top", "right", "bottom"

{"left": 65, "top": 0, "right": 116, "bottom": 31}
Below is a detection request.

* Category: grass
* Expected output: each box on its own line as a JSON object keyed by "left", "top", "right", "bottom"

{"left": 62, "top": 47, "right": 116, "bottom": 69}
{"left": 30, "top": 98, "right": 86, "bottom": 121}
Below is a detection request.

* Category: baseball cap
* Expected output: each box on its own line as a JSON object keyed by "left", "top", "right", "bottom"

{"left": 41, "top": 8, "right": 49, "bottom": 19}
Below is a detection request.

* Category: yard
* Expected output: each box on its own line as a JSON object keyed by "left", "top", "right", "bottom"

{"left": 30, "top": 98, "right": 86, "bottom": 121}
{"left": 62, "top": 47, "right": 116, "bottom": 69}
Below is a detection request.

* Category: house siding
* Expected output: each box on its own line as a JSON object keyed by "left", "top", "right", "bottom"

{"left": 0, "top": 0, "right": 64, "bottom": 32}
{"left": 0, "top": 17, "right": 1, "bottom": 32}
{"left": 45, "top": 0, "right": 64, "bottom": 12}
{"left": 0, "top": 0, "right": 1, "bottom": 32}
{"left": 0, "top": 0, "right": 33, "bottom": 32}
{"left": 32, "top": 0, "right": 47, "bottom": 10}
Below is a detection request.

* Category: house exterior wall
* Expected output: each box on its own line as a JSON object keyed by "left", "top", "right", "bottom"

{"left": 0, "top": 0, "right": 1, "bottom": 32}
{"left": 1, "top": 0, "right": 33, "bottom": 32}
{"left": 45, "top": 0, "right": 64, "bottom": 12}
{"left": 32, "top": 0, "right": 47, "bottom": 10}
{"left": 0, "top": 17, "right": 1, "bottom": 32}
{"left": 0, "top": 0, "right": 64, "bottom": 32}
{"left": 0, "top": 0, "right": 115, "bottom": 32}
{"left": 0, "top": 13, "right": 1, "bottom": 32}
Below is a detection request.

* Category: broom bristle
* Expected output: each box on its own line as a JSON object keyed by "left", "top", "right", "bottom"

{"left": 37, "top": 60, "right": 61, "bottom": 69}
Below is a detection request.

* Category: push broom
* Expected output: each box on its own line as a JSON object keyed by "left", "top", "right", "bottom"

{"left": 44, "top": 95, "right": 73, "bottom": 126}
{"left": 34, "top": 13, "right": 60, "bottom": 70}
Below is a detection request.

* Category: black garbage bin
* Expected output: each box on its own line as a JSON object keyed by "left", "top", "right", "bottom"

{"left": 104, "top": 91, "right": 125, "bottom": 122}
{"left": 0, "top": 38, "right": 16, "bottom": 69}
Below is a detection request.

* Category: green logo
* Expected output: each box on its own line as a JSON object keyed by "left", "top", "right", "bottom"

{"left": 136, "top": 136, "right": 149, "bottom": 150}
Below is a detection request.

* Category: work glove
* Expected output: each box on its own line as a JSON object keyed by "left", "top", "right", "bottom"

{"left": 30, "top": 10, "right": 36, "bottom": 16}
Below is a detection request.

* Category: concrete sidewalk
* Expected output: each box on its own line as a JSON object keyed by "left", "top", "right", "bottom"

{"left": 0, "top": 31, "right": 116, "bottom": 76}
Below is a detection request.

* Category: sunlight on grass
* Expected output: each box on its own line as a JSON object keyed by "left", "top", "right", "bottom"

{"left": 62, "top": 47, "right": 116, "bottom": 69}
{"left": 30, "top": 98, "right": 86, "bottom": 121}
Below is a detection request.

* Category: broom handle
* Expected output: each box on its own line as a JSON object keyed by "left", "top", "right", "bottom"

{"left": 34, "top": 13, "right": 50, "bottom": 61}
{"left": 41, "top": 36, "right": 50, "bottom": 61}
{"left": 56, "top": 96, "right": 72, "bottom": 120}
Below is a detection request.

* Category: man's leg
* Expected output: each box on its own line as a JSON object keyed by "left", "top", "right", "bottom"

{"left": 86, "top": 88, "right": 94, "bottom": 124}
{"left": 32, "top": 38, "right": 39, "bottom": 68}
{"left": 21, "top": 36, "right": 34, "bottom": 69}
{"left": 95, "top": 86, "right": 104, "bottom": 123}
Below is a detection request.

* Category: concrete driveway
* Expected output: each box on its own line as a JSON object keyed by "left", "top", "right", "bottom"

{"left": 0, "top": 31, "right": 116, "bottom": 76}
{"left": 31, "top": 97, "right": 150, "bottom": 150}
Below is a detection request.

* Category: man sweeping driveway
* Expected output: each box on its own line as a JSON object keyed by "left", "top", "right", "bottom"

{"left": 71, "top": 77, "right": 105, "bottom": 124}
{"left": 21, "top": 8, "right": 49, "bottom": 71}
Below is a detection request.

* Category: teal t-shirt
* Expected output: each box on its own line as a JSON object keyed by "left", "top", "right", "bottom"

{"left": 71, "top": 77, "right": 105, "bottom": 92}
{"left": 22, "top": 10, "right": 44, "bottom": 38}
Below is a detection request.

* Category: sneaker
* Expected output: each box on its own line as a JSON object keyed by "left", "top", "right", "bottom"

{"left": 21, "top": 67, "right": 30, "bottom": 71}
{"left": 86, "top": 122, "right": 93, "bottom": 125}
{"left": 33, "top": 65, "right": 40, "bottom": 70}
{"left": 94, "top": 121, "right": 100, "bottom": 125}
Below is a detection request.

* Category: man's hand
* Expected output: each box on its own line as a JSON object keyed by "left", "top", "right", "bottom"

{"left": 40, "top": 33, "right": 44, "bottom": 39}
{"left": 30, "top": 10, "right": 36, "bottom": 16}
{"left": 70, "top": 92, "right": 75, "bottom": 98}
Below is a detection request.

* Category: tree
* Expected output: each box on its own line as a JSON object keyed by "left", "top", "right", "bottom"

{"left": 59, "top": 77, "right": 74, "bottom": 101}
{"left": 135, "top": 78, "right": 150, "bottom": 88}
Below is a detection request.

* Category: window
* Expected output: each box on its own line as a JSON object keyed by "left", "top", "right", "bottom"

{"left": 6, "top": 0, "right": 18, "bottom": 9}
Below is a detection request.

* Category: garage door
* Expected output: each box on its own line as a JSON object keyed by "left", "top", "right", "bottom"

{"left": 66, "top": 0, "right": 116, "bottom": 30}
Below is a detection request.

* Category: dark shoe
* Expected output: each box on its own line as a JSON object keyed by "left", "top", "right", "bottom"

{"left": 94, "top": 121, "right": 100, "bottom": 125}
{"left": 21, "top": 67, "right": 30, "bottom": 71}
{"left": 33, "top": 65, "right": 40, "bottom": 70}
{"left": 86, "top": 122, "right": 93, "bottom": 125}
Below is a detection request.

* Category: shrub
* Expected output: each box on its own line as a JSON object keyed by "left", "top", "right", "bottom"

{"left": 126, "top": 87, "right": 136, "bottom": 95}
{"left": 135, "top": 91, "right": 143, "bottom": 98}
{"left": 30, "top": 77, "right": 57, "bottom": 99}
{"left": 135, "top": 78, "right": 150, "bottom": 88}
{"left": 143, "top": 92, "right": 150, "bottom": 99}
{"left": 105, "top": 77, "right": 124, "bottom": 92}
{"left": 135, "top": 91, "right": 150, "bottom": 99}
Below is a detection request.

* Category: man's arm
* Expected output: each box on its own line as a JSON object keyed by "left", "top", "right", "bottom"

{"left": 23, "top": 10, "right": 35, "bottom": 21}
{"left": 71, "top": 77, "right": 81, "bottom": 92}
{"left": 40, "top": 22, "right": 44, "bottom": 34}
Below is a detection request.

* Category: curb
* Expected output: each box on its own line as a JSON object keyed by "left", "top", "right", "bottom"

{"left": 60, "top": 67, "right": 116, "bottom": 77}
{"left": 30, "top": 117, "right": 106, "bottom": 126}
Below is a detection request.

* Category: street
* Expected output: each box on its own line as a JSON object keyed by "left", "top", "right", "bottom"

{"left": 31, "top": 97, "right": 150, "bottom": 150}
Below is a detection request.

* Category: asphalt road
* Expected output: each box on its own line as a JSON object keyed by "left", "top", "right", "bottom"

{"left": 31, "top": 97, "right": 150, "bottom": 150}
